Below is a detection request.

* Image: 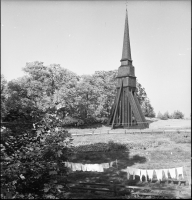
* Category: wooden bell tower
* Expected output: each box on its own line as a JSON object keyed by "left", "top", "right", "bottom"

{"left": 108, "top": 9, "right": 148, "bottom": 129}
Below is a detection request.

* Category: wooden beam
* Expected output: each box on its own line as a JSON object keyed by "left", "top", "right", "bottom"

{"left": 128, "top": 90, "right": 145, "bottom": 129}
{"left": 111, "top": 80, "right": 123, "bottom": 129}
{"left": 107, "top": 103, "right": 115, "bottom": 125}
{"left": 130, "top": 97, "right": 132, "bottom": 127}
{"left": 133, "top": 92, "right": 148, "bottom": 128}
{"left": 122, "top": 88, "right": 125, "bottom": 126}
{"left": 127, "top": 88, "right": 129, "bottom": 128}
{"left": 119, "top": 100, "right": 122, "bottom": 125}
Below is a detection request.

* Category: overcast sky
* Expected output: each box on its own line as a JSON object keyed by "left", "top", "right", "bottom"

{"left": 1, "top": 0, "right": 191, "bottom": 118}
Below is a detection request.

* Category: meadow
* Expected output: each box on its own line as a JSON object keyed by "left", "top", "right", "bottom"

{"left": 63, "top": 119, "right": 191, "bottom": 199}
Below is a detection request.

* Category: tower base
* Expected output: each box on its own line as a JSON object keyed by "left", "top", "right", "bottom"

{"left": 108, "top": 80, "right": 148, "bottom": 129}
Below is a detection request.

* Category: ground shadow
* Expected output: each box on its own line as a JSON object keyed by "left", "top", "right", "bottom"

{"left": 145, "top": 119, "right": 156, "bottom": 124}
{"left": 60, "top": 141, "right": 191, "bottom": 199}
{"left": 64, "top": 142, "right": 147, "bottom": 186}
{"left": 64, "top": 123, "right": 104, "bottom": 129}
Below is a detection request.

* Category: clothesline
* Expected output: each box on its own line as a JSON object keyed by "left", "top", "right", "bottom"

{"left": 127, "top": 166, "right": 185, "bottom": 181}
{"left": 64, "top": 160, "right": 118, "bottom": 172}
{"left": 64, "top": 160, "right": 187, "bottom": 183}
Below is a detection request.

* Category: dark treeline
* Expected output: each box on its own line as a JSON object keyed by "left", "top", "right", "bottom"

{"left": 1, "top": 61, "right": 155, "bottom": 126}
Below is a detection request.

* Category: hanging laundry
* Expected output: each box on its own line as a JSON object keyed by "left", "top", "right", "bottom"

{"left": 89, "top": 164, "right": 97, "bottom": 172}
{"left": 65, "top": 161, "right": 72, "bottom": 169}
{"left": 86, "top": 164, "right": 92, "bottom": 172}
{"left": 109, "top": 161, "right": 115, "bottom": 167}
{"left": 127, "top": 167, "right": 135, "bottom": 179}
{"left": 155, "top": 169, "right": 163, "bottom": 181}
{"left": 98, "top": 164, "right": 104, "bottom": 172}
{"left": 90, "top": 164, "right": 96, "bottom": 172}
{"left": 101, "top": 163, "right": 110, "bottom": 169}
{"left": 176, "top": 167, "right": 184, "bottom": 179}
{"left": 81, "top": 164, "right": 87, "bottom": 172}
{"left": 71, "top": 163, "right": 76, "bottom": 171}
{"left": 68, "top": 162, "right": 72, "bottom": 169}
{"left": 147, "top": 169, "right": 154, "bottom": 181}
{"left": 75, "top": 163, "right": 82, "bottom": 171}
{"left": 169, "top": 168, "right": 176, "bottom": 179}
{"left": 140, "top": 170, "right": 147, "bottom": 182}
{"left": 64, "top": 161, "right": 68, "bottom": 167}
{"left": 133, "top": 168, "right": 141, "bottom": 180}
{"left": 162, "top": 169, "right": 169, "bottom": 179}
{"left": 92, "top": 164, "right": 99, "bottom": 172}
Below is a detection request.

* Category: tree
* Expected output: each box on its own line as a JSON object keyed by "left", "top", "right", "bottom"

{"left": 23, "top": 61, "right": 79, "bottom": 113}
{"left": 3, "top": 62, "right": 80, "bottom": 121}
{"left": 3, "top": 76, "right": 43, "bottom": 126}
{"left": 1, "top": 74, "right": 8, "bottom": 121}
{"left": 74, "top": 75, "right": 101, "bottom": 120}
{"left": 136, "top": 81, "right": 147, "bottom": 105}
{"left": 92, "top": 70, "right": 117, "bottom": 118}
{"left": 135, "top": 81, "right": 155, "bottom": 118}
{"left": 157, "top": 111, "right": 163, "bottom": 119}
{"left": 1, "top": 107, "right": 73, "bottom": 199}
{"left": 163, "top": 111, "right": 170, "bottom": 119}
{"left": 141, "top": 98, "right": 156, "bottom": 118}
{"left": 172, "top": 110, "right": 184, "bottom": 119}
{"left": 2, "top": 63, "right": 155, "bottom": 126}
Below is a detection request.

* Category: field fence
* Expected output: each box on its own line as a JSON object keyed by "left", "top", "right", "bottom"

{"left": 70, "top": 129, "right": 191, "bottom": 136}
{"left": 1, "top": 122, "right": 191, "bottom": 137}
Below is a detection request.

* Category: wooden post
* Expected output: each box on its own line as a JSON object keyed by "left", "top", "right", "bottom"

{"left": 130, "top": 104, "right": 132, "bottom": 127}
{"left": 122, "top": 88, "right": 125, "bottom": 126}
{"left": 127, "top": 89, "right": 129, "bottom": 128}
{"left": 119, "top": 100, "right": 122, "bottom": 125}
{"left": 111, "top": 80, "right": 123, "bottom": 129}
{"left": 125, "top": 89, "right": 128, "bottom": 127}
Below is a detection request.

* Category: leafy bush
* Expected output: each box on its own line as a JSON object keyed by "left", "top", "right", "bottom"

{"left": 83, "top": 116, "right": 99, "bottom": 125}
{"left": 73, "top": 141, "right": 128, "bottom": 152}
{"left": 107, "top": 140, "right": 127, "bottom": 151}
{"left": 62, "top": 116, "right": 84, "bottom": 127}
{"left": 157, "top": 112, "right": 163, "bottom": 119}
{"left": 157, "top": 111, "right": 167, "bottom": 120}
{"left": 157, "top": 111, "right": 169, "bottom": 120}
{"left": 163, "top": 111, "right": 170, "bottom": 119}
{"left": 168, "top": 132, "right": 191, "bottom": 143}
{"left": 1, "top": 111, "right": 73, "bottom": 199}
{"left": 95, "top": 117, "right": 108, "bottom": 124}
{"left": 171, "top": 110, "right": 184, "bottom": 119}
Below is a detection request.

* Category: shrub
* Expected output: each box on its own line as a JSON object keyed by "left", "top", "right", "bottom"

{"left": 157, "top": 111, "right": 168, "bottom": 120}
{"left": 62, "top": 116, "right": 84, "bottom": 127}
{"left": 95, "top": 117, "right": 108, "bottom": 124}
{"left": 107, "top": 140, "right": 127, "bottom": 151}
{"left": 171, "top": 110, "right": 184, "bottom": 119}
{"left": 157, "top": 112, "right": 163, "bottom": 119}
{"left": 163, "top": 111, "right": 170, "bottom": 119}
{"left": 1, "top": 111, "right": 73, "bottom": 199}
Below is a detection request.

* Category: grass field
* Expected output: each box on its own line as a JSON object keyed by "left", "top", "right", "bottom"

{"left": 66, "top": 119, "right": 191, "bottom": 135}
{"left": 63, "top": 122, "right": 191, "bottom": 199}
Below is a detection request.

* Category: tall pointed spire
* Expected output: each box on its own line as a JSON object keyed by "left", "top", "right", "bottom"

{"left": 121, "top": 9, "right": 132, "bottom": 62}
{"left": 108, "top": 6, "right": 148, "bottom": 129}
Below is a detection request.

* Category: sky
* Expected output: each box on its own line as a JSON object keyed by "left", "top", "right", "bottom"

{"left": 1, "top": 0, "right": 191, "bottom": 118}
